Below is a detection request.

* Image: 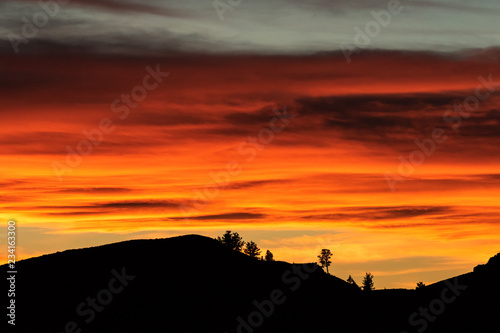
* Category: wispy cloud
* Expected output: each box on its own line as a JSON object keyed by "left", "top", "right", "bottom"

{"left": 169, "top": 212, "right": 267, "bottom": 220}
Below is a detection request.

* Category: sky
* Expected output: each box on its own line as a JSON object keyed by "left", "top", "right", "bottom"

{"left": 0, "top": 0, "right": 499, "bottom": 289}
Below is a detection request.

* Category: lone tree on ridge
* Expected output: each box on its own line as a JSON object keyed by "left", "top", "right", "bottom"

{"left": 265, "top": 250, "right": 274, "bottom": 261}
{"left": 318, "top": 249, "right": 332, "bottom": 274}
{"left": 362, "top": 272, "right": 375, "bottom": 291}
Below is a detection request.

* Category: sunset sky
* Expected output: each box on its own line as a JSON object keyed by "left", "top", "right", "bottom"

{"left": 1, "top": 0, "right": 499, "bottom": 288}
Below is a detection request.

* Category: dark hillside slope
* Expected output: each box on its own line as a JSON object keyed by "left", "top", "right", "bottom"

{"left": 4, "top": 235, "right": 360, "bottom": 332}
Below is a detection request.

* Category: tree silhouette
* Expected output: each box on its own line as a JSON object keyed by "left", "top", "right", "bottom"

{"left": 216, "top": 231, "right": 245, "bottom": 252}
{"left": 244, "top": 241, "right": 261, "bottom": 258}
{"left": 362, "top": 272, "right": 374, "bottom": 291}
{"left": 265, "top": 250, "right": 274, "bottom": 261}
{"left": 347, "top": 275, "right": 359, "bottom": 288}
{"left": 416, "top": 282, "right": 426, "bottom": 289}
{"left": 317, "top": 249, "right": 332, "bottom": 274}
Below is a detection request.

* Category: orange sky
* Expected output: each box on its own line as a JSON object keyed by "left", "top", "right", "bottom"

{"left": 1, "top": 50, "right": 499, "bottom": 288}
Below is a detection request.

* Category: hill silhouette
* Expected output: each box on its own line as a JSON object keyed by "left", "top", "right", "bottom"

{"left": 2, "top": 235, "right": 499, "bottom": 332}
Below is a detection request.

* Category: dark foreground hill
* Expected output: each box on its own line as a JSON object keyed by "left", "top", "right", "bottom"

{"left": 2, "top": 235, "right": 499, "bottom": 333}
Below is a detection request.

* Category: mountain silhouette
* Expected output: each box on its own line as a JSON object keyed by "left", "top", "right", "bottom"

{"left": 2, "top": 235, "right": 499, "bottom": 332}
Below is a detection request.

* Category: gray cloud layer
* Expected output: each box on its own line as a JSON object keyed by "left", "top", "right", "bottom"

{"left": 1, "top": 0, "right": 499, "bottom": 55}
